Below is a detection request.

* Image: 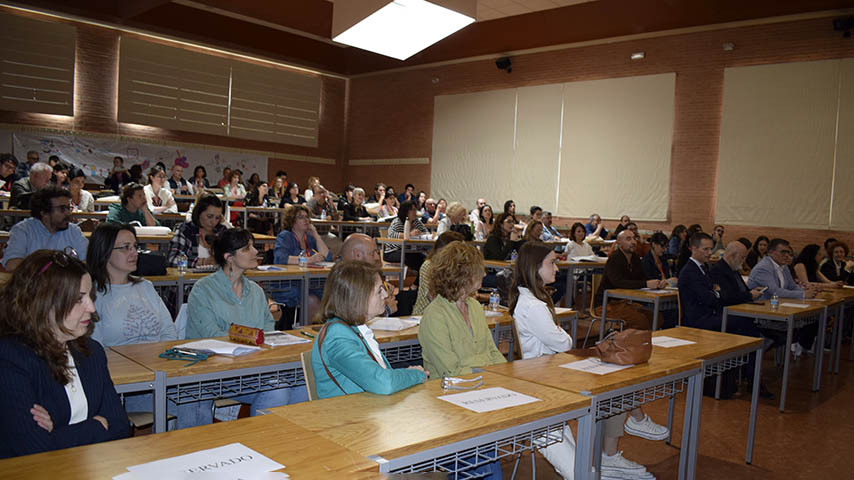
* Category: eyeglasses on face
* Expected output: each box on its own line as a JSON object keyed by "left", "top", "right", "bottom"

{"left": 112, "top": 243, "right": 140, "bottom": 253}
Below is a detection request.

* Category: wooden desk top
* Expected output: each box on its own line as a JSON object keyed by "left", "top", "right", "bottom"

{"left": 376, "top": 237, "right": 436, "bottom": 245}
{"left": 110, "top": 336, "right": 311, "bottom": 377}
{"left": 483, "top": 352, "right": 701, "bottom": 396}
{"left": 484, "top": 259, "right": 512, "bottom": 268}
{"left": 558, "top": 259, "right": 607, "bottom": 267}
{"left": 0, "top": 415, "right": 376, "bottom": 479}
{"left": 271, "top": 371, "right": 589, "bottom": 461}
{"left": 144, "top": 264, "right": 401, "bottom": 283}
{"left": 726, "top": 299, "right": 827, "bottom": 317}
{"left": 652, "top": 327, "right": 762, "bottom": 360}
{"left": 106, "top": 349, "right": 154, "bottom": 386}
{"left": 606, "top": 288, "right": 678, "bottom": 300}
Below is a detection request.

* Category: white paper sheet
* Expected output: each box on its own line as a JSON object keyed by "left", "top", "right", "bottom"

{"left": 652, "top": 336, "right": 696, "bottom": 348}
{"left": 780, "top": 303, "right": 810, "bottom": 309}
{"left": 367, "top": 317, "right": 420, "bottom": 331}
{"left": 569, "top": 255, "right": 606, "bottom": 263}
{"left": 554, "top": 307, "right": 574, "bottom": 315}
{"left": 560, "top": 358, "right": 633, "bottom": 375}
{"left": 438, "top": 387, "right": 541, "bottom": 413}
{"left": 256, "top": 265, "right": 285, "bottom": 271}
{"left": 175, "top": 339, "right": 261, "bottom": 356}
{"left": 484, "top": 310, "right": 504, "bottom": 317}
{"left": 844, "top": 285, "right": 854, "bottom": 289}
{"left": 640, "top": 288, "right": 671, "bottom": 294}
{"left": 262, "top": 331, "right": 311, "bottom": 347}
{"left": 124, "top": 443, "right": 284, "bottom": 479}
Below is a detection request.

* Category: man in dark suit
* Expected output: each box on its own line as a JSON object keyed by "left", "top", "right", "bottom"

{"left": 709, "top": 241, "right": 764, "bottom": 307}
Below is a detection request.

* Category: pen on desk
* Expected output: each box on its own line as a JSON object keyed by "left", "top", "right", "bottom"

{"left": 300, "top": 331, "right": 315, "bottom": 339}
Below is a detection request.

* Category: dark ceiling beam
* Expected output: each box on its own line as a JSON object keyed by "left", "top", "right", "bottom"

{"left": 115, "top": 0, "right": 172, "bottom": 21}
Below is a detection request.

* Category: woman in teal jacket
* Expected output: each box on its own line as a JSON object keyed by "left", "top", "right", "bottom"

{"left": 312, "top": 261, "right": 427, "bottom": 399}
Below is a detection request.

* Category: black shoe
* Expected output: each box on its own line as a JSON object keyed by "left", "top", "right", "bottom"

{"left": 747, "top": 382, "right": 776, "bottom": 400}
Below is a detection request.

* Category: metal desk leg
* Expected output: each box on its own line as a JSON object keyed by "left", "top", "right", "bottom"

{"left": 716, "top": 310, "right": 729, "bottom": 399}
{"left": 398, "top": 239, "right": 407, "bottom": 292}
{"left": 746, "top": 347, "right": 762, "bottom": 464}
{"left": 600, "top": 292, "right": 609, "bottom": 338}
{"left": 575, "top": 413, "right": 595, "bottom": 480}
{"left": 298, "top": 271, "right": 309, "bottom": 327}
{"left": 581, "top": 270, "right": 589, "bottom": 315}
{"left": 593, "top": 416, "right": 604, "bottom": 480}
{"left": 652, "top": 297, "right": 660, "bottom": 331}
{"left": 829, "top": 305, "right": 839, "bottom": 374}
{"left": 567, "top": 267, "right": 577, "bottom": 308}
{"left": 571, "top": 314, "right": 578, "bottom": 346}
{"left": 665, "top": 394, "right": 675, "bottom": 445}
{"left": 780, "top": 319, "right": 794, "bottom": 412}
{"left": 835, "top": 305, "right": 845, "bottom": 374}
{"left": 813, "top": 308, "right": 827, "bottom": 391}
{"left": 687, "top": 372, "right": 703, "bottom": 480}
{"left": 153, "top": 371, "right": 167, "bottom": 433}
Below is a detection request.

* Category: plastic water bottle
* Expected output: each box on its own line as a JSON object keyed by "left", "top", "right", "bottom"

{"left": 489, "top": 289, "right": 500, "bottom": 311}
{"left": 263, "top": 197, "right": 269, "bottom": 208}
{"left": 176, "top": 253, "right": 188, "bottom": 274}
{"left": 510, "top": 250, "right": 518, "bottom": 262}
{"left": 298, "top": 249, "right": 308, "bottom": 268}
{"left": 320, "top": 209, "right": 327, "bottom": 221}
{"left": 770, "top": 294, "right": 779, "bottom": 310}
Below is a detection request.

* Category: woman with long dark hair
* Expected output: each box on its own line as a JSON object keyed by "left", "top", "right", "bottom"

{"left": 483, "top": 212, "right": 523, "bottom": 260}
{"left": 0, "top": 250, "right": 130, "bottom": 458}
{"left": 143, "top": 165, "right": 177, "bottom": 213}
{"left": 745, "top": 235, "right": 769, "bottom": 270}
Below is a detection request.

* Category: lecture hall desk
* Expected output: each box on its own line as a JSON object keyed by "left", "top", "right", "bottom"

{"left": 271, "top": 371, "right": 593, "bottom": 479}
{"left": 0, "top": 415, "right": 379, "bottom": 479}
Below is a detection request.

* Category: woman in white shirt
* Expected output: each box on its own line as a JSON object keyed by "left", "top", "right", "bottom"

{"left": 565, "top": 222, "right": 594, "bottom": 258}
{"left": 222, "top": 169, "right": 247, "bottom": 200}
{"left": 68, "top": 168, "right": 94, "bottom": 212}
{"left": 143, "top": 165, "right": 177, "bottom": 213}
{"left": 510, "top": 241, "right": 660, "bottom": 480}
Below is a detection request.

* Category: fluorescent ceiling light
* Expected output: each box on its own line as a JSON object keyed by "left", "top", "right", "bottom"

{"left": 332, "top": 0, "right": 476, "bottom": 61}
{"left": 630, "top": 52, "right": 645, "bottom": 60}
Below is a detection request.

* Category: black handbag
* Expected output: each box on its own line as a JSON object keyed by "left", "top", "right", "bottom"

{"left": 134, "top": 249, "right": 168, "bottom": 276}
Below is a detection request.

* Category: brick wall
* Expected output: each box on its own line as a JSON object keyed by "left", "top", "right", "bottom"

{"left": 345, "top": 16, "right": 854, "bottom": 249}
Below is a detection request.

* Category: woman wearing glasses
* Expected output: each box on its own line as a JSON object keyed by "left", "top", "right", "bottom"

{"left": 143, "top": 165, "right": 177, "bottom": 214}
{"left": 0, "top": 250, "right": 130, "bottom": 458}
{"left": 167, "top": 193, "right": 226, "bottom": 268}
{"left": 273, "top": 205, "right": 331, "bottom": 325}
{"left": 312, "top": 261, "right": 427, "bottom": 399}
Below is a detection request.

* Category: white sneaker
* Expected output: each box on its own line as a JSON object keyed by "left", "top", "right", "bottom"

{"left": 624, "top": 414, "right": 670, "bottom": 441}
{"left": 601, "top": 451, "right": 651, "bottom": 478}
{"left": 791, "top": 343, "right": 804, "bottom": 358}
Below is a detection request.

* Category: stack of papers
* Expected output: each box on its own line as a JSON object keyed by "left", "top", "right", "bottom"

{"left": 484, "top": 310, "right": 504, "bottom": 317}
{"left": 652, "top": 336, "right": 696, "bottom": 348}
{"left": 368, "top": 317, "right": 420, "bottom": 331}
{"left": 560, "top": 358, "right": 633, "bottom": 375}
{"left": 113, "top": 443, "right": 286, "bottom": 479}
{"left": 780, "top": 303, "right": 810, "bottom": 309}
{"left": 554, "top": 307, "right": 574, "bottom": 315}
{"left": 263, "top": 331, "right": 311, "bottom": 347}
{"left": 175, "top": 339, "right": 261, "bottom": 356}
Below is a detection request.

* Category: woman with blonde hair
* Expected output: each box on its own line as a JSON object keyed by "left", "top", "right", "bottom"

{"left": 304, "top": 176, "right": 320, "bottom": 202}
{"left": 343, "top": 187, "right": 371, "bottom": 221}
{"left": 312, "top": 261, "right": 427, "bottom": 399}
{"left": 413, "top": 231, "right": 465, "bottom": 315}
{"left": 436, "top": 201, "right": 473, "bottom": 240}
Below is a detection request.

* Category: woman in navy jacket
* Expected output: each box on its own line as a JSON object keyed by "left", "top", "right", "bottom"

{"left": 0, "top": 249, "right": 130, "bottom": 458}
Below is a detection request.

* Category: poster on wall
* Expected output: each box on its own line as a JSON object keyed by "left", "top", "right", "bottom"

{"left": 10, "top": 131, "right": 268, "bottom": 184}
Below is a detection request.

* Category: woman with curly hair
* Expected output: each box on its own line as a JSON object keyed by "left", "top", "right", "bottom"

{"left": 0, "top": 250, "right": 130, "bottom": 458}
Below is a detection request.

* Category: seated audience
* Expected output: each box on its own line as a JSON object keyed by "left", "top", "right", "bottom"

{"left": 398, "top": 183, "right": 415, "bottom": 204}
{"left": 469, "top": 197, "right": 486, "bottom": 224}
{"left": 484, "top": 212, "right": 524, "bottom": 260}
{"left": 105, "top": 156, "right": 130, "bottom": 194}
{"left": 419, "top": 241, "right": 507, "bottom": 376}
{"left": 50, "top": 161, "right": 69, "bottom": 188}
{"left": 14, "top": 150, "right": 39, "bottom": 179}
{"left": 377, "top": 191, "right": 398, "bottom": 218}
{"left": 524, "top": 219, "right": 544, "bottom": 242}
{"left": 270, "top": 175, "right": 285, "bottom": 203}
{"left": 0, "top": 153, "right": 18, "bottom": 192}
{"left": 167, "top": 193, "right": 225, "bottom": 268}
{"left": 311, "top": 260, "right": 427, "bottom": 399}
{"left": 304, "top": 176, "right": 320, "bottom": 202}
{"left": 565, "top": 222, "right": 594, "bottom": 258}
{"left": 168, "top": 165, "right": 192, "bottom": 195}
{"left": 413, "top": 231, "right": 464, "bottom": 315}
{"left": 106, "top": 183, "right": 159, "bottom": 226}
{"left": 476, "top": 203, "right": 494, "bottom": 240}
{"left": 384, "top": 201, "right": 428, "bottom": 271}
{"left": 820, "top": 241, "right": 854, "bottom": 285}
{"left": 280, "top": 182, "right": 305, "bottom": 206}
{"left": 185, "top": 228, "right": 293, "bottom": 424}
{"left": 437, "top": 201, "right": 473, "bottom": 240}
{"left": 222, "top": 169, "right": 246, "bottom": 200}
{"left": 216, "top": 167, "right": 231, "bottom": 188}
{"left": 668, "top": 224, "right": 687, "bottom": 256}
{"left": 2, "top": 187, "right": 88, "bottom": 272}
{"left": 594, "top": 230, "right": 667, "bottom": 330}
{"left": 307, "top": 184, "right": 340, "bottom": 220}
{"left": 11, "top": 161, "right": 52, "bottom": 210}
{"left": 511, "top": 241, "right": 660, "bottom": 479}
{"left": 585, "top": 213, "right": 608, "bottom": 239}
{"left": 421, "top": 197, "right": 441, "bottom": 224}
{"left": 712, "top": 224, "right": 726, "bottom": 252}
{"left": 67, "top": 168, "right": 94, "bottom": 212}
{"left": 191, "top": 166, "right": 209, "bottom": 192}
{"left": 243, "top": 180, "right": 274, "bottom": 234}
{"left": 368, "top": 182, "right": 386, "bottom": 204}
{"left": 676, "top": 224, "right": 703, "bottom": 275}
{"left": 792, "top": 244, "right": 833, "bottom": 286}
{"left": 541, "top": 211, "right": 563, "bottom": 241}
{"left": 340, "top": 233, "right": 399, "bottom": 316}
{"left": 415, "top": 191, "right": 427, "bottom": 214}
{"left": 709, "top": 241, "right": 766, "bottom": 308}
{"left": 143, "top": 165, "right": 177, "bottom": 213}
{"left": 642, "top": 232, "right": 674, "bottom": 281}
{"left": 613, "top": 215, "right": 631, "bottom": 237}
{"left": 0, "top": 250, "right": 130, "bottom": 458}
{"left": 87, "top": 223, "right": 176, "bottom": 346}
{"left": 745, "top": 235, "right": 769, "bottom": 270}
{"left": 341, "top": 187, "right": 370, "bottom": 221}
{"left": 337, "top": 184, "right": 354, "bottom": 212}
{"left": 273, "top": 205, "right": 331, "bottom": 321}
{"left": 385, "top": 186, "right": 400, "bottom": 208}
{"left": 246, "top": 173, "right": 261, "bottom": 192}
{"left": 748, "top": 238, "right": 818, "bottom": 357}
{"left": 128, "top": 164, "right": 143, "bottom": 184}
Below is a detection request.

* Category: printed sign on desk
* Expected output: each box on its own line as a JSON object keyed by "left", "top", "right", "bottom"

{"left": 438, "top": 387, "right": 541, "bottom": 413}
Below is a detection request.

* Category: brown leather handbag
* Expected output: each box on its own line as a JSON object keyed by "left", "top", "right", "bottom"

{"left": 570, "top": 328, "right": 652, "bottom": 365}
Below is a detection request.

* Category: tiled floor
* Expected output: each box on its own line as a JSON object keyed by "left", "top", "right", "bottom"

{"left": 501, "top": 346, "right": 854, "bottom": 479}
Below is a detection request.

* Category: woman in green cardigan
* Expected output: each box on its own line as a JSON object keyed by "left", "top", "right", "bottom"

{"left": 312, "top": 261, "right": 427, "bottom": 399}
{"left": 418, "top": 242, "right": 507, "bottom": 377}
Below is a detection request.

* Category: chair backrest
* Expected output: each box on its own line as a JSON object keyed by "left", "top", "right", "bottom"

{"left": 175, "top": 303, "right": 189, "bottom": 340}
{"left": 589, "top": 273, "right": 603, "bottom": 312}
{"left": 300, "top": 350, "right": 318, "bottom": 401}
{"left": 510, "top": 317, "right": 523, "bottom": 361}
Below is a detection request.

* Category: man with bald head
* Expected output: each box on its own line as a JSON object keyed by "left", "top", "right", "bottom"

{"left": 341, "top": 233, "right": 399, "bottom": 315}
{"left": 595, "top": 230, "right": 667, "bottom": 330}
{"left": 710, "top": 241, "right": 764, "bottom": 306}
